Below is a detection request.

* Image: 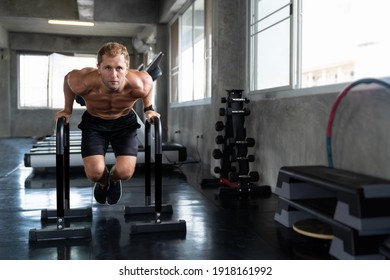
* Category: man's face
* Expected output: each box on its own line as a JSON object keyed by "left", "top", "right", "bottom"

{"left": 98, "top": 54, "right": 128, "bottom": 91}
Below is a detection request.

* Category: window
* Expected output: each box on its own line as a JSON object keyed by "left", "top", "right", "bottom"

{"left": 169, "top": 0, "right": 212, "bottom": 104}
{"left": 250, "top": 0, "right": 292, "bottom": 92}
{"left": 19, "top": 55, "right": 49, "bottom": 108}
{"left": 249, "top": 0, "right": 390, "bottom": 93}
{"left": 18, "top": 53, "right": 96, "bottom": 109}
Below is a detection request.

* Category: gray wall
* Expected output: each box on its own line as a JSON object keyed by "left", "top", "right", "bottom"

{"left": 0, "top": 26, "right": 10, "bottom": 137}
{"left": 249, "top": 88, "right": 390, "bottom": 190}
{"left": 94, "top": 0, "right": 158, "bottom": 23}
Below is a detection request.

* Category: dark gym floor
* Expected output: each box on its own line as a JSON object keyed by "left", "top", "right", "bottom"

{"left": 0, "top": 137, "right": 333, "bottom": 260}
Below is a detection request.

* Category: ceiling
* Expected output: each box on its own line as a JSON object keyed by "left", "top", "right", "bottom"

{"left": 0, "top": 0, "right": 186, "bottom": 38}
{"left": 0, "top": 16, "right": 146, "bottom": 37}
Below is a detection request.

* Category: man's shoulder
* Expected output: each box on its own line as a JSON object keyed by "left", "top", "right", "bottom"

{"left": 67, "top": 68, "right": 98, "bottom": 94}
{"left": 126, "top": 69, "right": 152, "bottom": 85}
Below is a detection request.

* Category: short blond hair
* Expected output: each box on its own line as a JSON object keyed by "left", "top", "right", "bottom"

{"left": 97, "top": 42, "right": 130, "bottom": 67}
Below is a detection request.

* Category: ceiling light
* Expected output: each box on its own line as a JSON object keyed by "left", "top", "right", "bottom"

{"left": 48, "top": 20, "right": 94, "bottom": 27}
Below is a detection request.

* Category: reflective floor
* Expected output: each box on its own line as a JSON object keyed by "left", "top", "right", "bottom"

{"left": 0, "top": 138, "right": 332, "bottom": 260}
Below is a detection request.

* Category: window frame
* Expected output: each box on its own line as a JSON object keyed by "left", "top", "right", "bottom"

{"left": 248, "top": 0, "right": 390, "bottom": 99}
{"left": 17, "top": 51, "right": 96, "bottom": 110}
{"left": 249, "top": 0, "right": 295, "bottom": 94}
{"left": 168, "top": 0, "right": 212, "bottom": 108}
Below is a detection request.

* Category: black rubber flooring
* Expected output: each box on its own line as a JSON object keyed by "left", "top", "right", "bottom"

{"left": 0, "top": 138, "right": 333, "bottom": 260}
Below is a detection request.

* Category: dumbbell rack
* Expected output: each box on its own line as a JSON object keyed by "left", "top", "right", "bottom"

{"left": 202, "top": 89, "right": 270, "bottom": 197}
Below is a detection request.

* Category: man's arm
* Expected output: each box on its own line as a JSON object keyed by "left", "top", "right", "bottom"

{"left": 127, "top": 69, "right": 160, "bottom": 122}
{"left": 142, "top": 81, "right": 160, "bottom": 122}
{"left": 136, "top": 71, "right": 160, "bottom": 122}
{"left": 55, "top": 72, "right": 76, "bottom": 123}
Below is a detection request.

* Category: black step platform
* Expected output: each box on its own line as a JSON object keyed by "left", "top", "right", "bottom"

{"left": 274, "top": 165, "right": 390, "bottom": 259}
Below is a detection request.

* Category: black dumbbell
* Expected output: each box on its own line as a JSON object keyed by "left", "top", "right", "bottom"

{"left": 212, "top": 149, "right": 223, "bottom": 159}
{"left": 215, "top": 121, "right": 224, "bottom": 131}
{"left": 246, "top": 137, "right": 255, "bottom": 147}
{"left": 215, "top": 135, "right": 224, "bottom": 145}
{"left": 247, "top": 155, "right": 255, "bottom": 162}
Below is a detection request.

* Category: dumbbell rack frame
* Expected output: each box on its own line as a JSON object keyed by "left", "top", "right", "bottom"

{"left": 203, "top": 89, "right": 271, "bottom": 197}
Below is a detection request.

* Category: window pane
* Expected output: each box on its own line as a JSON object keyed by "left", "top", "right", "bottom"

{"left": 50, "top": 53, "right": 96, "bottom": 108}
{"left": 180, "top": 5, "right": 194, "bottom": 102}
{"left": 254, "top": 19, "right": 290, "bottom": 90}
{"left": 19, "top": 55, "right": 49, "bottom": 107}
{"left": 301, "top": 0, "right": 390, "bottom": 88}
{"left": 254, "top": 0, "right": 291, "bottom": 20}
{"left": 250, "top": 0, "right": 291, "bottom": 91}
{"left": 205, "top": 0, "right": 212, "bottom": 99}
{"left": 193, "top": 0, "right": 205, "bottom": 100}
{"left": 19, "top": 53, "right": 96, "bottom": 109}
{"left": 169, "top": 0, "right": 209, "bottom": 104}
{"left": 253, "top": 0, "right": 291, "bottom": 30}
{"left": 170, "top": 19, "right": 180, "bottom": 103}
{"left": 180, "top": 47, "right": 194, "bottom": 102}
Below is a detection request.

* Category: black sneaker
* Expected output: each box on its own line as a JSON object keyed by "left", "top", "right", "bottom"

{"left": 93, "top": 183, "right": 108, "bottom": 204}
{"left": 107, "top": 177, "right": 122, "bottom": 205}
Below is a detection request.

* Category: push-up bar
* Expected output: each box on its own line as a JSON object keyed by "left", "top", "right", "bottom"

{"left": 129, "top": 117, "right": 186, "bottom": 234}
{"left": 29, "top": 117, "right": 91, "bottom": 241}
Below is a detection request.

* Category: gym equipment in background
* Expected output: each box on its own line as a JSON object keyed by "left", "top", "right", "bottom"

{"left": 23, "top": 111, "right": 187, "bottom": 172}
{"left": 29, "top": 117, "right": 91, "bottom": 241}
{"left": 202, "top": 89, "right": 271, "bottom": 197}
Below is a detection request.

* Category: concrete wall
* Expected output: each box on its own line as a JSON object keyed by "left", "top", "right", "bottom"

{"left": 0, "top": 24, "right": 7, "bottom": 47}
{"left": 249, "top": 88, "right": 390, "bottom": 190}
{"left": 0, "top": 0, "right": 78, "bottom": 19}
{"left": 0, "top": 25, "right": 10, "bottom": 137}
{"left": 95, "top": 0, "right": 158, "bottom": 23}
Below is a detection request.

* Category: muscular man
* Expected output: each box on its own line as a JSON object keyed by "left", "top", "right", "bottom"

{"left": 56, "top": 42, "right": 160, "bottom": 205}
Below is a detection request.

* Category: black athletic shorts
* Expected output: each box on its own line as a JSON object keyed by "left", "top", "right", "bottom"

{"left": 78, "top": 110, "right": 141, "bottom": 158}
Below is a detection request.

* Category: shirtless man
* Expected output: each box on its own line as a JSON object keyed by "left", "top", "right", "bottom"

{"left": 56, "top": 42, "right": 160, "bottom": 205}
